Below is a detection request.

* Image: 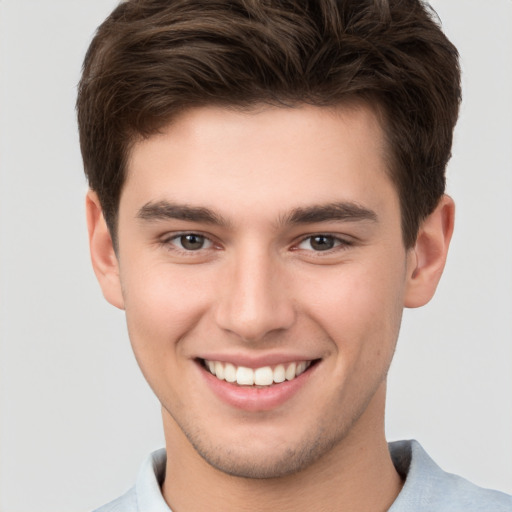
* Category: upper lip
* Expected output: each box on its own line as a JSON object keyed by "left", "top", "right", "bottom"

{"left": 195, "top": 353, "right": 321, "bottom": 368}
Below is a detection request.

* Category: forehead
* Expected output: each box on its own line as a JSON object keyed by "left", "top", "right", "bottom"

{"left": 122, "top": 103, "right": 398, "bottom": 223}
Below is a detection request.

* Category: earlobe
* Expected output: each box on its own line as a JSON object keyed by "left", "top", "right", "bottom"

{"left": 86, "top": 190, "right": 125, "bottom": 310}
{"left": 404, "top": 195, "right": 455, "bottom": 308}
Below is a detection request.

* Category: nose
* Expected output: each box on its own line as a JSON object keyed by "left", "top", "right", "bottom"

{"left": 214, "top": 246, "right": 296, "bottom": 342}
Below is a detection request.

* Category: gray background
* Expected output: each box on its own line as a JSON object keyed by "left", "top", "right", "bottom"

{"left": 0, "top": 1, "right": 511, "bottom": 510}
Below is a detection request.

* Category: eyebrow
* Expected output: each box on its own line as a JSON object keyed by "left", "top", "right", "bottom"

{"left": 137, "top": 201, "right": 231, "bottom": 227}
{"left": 280, "top": 202, "right": 378, "bottom": 226}
{"left": 136, "top": 200, "right": 377, "bottom": 228}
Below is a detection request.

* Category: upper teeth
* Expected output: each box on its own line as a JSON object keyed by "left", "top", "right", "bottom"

{"left": 205, "top": 360, "right": 311, "bottom": 386}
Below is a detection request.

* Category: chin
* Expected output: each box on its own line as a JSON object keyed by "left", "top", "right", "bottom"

{"left": 185, "top": 422, "right": 344, "bottom": 480}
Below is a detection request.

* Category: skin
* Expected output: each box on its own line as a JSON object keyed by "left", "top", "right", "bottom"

{"left": 87, "top": 104, "right": 454, "bottom": 511}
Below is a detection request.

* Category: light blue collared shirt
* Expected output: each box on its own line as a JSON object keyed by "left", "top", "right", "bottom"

{"left": 93, "top": 440, "right": 512, "bottom": 511}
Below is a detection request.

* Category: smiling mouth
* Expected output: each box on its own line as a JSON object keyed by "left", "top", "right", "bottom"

{"left": 200, "top": 359, "right": 318, "bottom": 387}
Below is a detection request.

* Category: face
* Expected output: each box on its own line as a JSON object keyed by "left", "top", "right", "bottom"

{"left": 104, "top": 104, "right": 417, "bottom": 478}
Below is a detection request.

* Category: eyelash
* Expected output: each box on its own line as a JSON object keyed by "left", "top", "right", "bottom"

{"left": 160, "top": 232, "right": 353, "bottom": 255}
{"left": 161, "top": 232, "right": 215, "bottom": 254}
{"left": 295, "top": 234, "right": 353, "bottom": 253}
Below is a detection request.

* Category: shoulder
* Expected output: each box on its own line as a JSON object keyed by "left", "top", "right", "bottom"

{"left": 92, "top": 487, "right": 138, "bottom": 512}
{"left": 389, "top": 440, "right": 512, "bottom": 512}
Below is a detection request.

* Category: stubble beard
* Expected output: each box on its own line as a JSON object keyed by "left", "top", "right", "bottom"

{"left": 165, "top": 382, "right": 383, "bottom": 480}
{"left": 181, "top": 418, "right": 345, "bottom": 479}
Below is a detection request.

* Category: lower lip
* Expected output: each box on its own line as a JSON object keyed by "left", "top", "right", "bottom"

{"left": 198, "top": 362, "right": 318, "bottom": 412}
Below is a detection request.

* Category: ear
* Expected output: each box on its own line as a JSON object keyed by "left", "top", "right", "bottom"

{"left": 85, "top": 190, "right": 125, "bottom": 310}
{"left": 404, "top": 195, "right": 455, "bottom": 308}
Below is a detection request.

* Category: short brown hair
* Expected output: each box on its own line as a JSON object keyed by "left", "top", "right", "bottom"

{"left": 77, "top": 0, "right": 461, "bottom": 247}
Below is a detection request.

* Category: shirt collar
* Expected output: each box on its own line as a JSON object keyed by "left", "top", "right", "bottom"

{"left": 135, "top": 440, "right": 438, "bottom": 511}
{"left": 135, "top": 448, "right": 172, "bottom": 511}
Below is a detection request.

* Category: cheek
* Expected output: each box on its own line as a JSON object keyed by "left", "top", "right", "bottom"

{"left": 300, "top": 259, "right": 406, "bottom": 354}
{"left": 121, "top": 263, "right": 212, "bottom": 357}
{"left": 120, "top": 263, "right": 215, "bottom": 405}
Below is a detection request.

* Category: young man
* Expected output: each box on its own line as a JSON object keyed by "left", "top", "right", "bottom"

{"left": 77, "top": 0, "right": 512, "bottom": 510}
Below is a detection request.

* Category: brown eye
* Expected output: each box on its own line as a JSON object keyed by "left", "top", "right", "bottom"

{"left": 177, "top": 234, "right": 209, "bottom": 250}
{"left": 309, "top": 235, "right": 336, "bottom": 251}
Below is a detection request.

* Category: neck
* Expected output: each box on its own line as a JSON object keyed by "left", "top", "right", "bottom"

{"left": 161, "top": 385, "right": 402, "bottom": 512}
